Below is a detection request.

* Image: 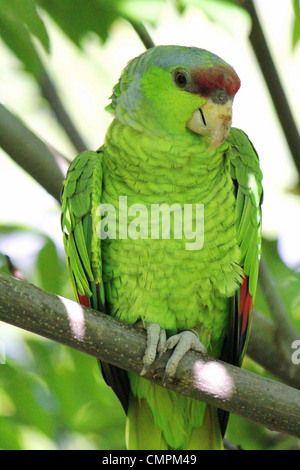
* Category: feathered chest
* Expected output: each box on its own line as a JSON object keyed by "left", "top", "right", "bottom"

{"left": 100, "top": 122, "right": 243, "bottom": 327}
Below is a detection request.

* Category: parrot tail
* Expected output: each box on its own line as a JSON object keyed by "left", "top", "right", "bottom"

{"left": 185, "top": 405, "right": 224, "bottom": 450}
{"left": 126, "top": 395, "right": 223, "bottom": 450}
{"left": 126, "top": 396, "right": 169, "bottom": 450}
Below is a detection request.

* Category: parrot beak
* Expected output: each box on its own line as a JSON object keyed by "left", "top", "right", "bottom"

{"left": 187, "top": 99, "right": 233, "bottom": 150}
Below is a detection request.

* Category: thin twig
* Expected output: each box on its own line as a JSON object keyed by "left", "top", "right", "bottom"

{"left": 241, "top": 0, "right": 300, "bottom": 177}
{"left": 38, "top": 65, "right": 88, "bottom": 153}
{"left": 126, "top": 18, "right": 155, "bottom": 49}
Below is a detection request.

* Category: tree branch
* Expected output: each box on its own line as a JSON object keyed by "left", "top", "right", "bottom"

{"left": 247, "top": 309, "right": 300, "bottom": 389}
{"left": 126, "top": 18, "right": 155, "bottom": 49}
{"left": 0, "top": 104, "right": 67, "bottom": 203}
{"left": 0, "top": 270, "right": 299, "bottom": 438}
{"left": 38, "top": 65, "right": 88, "bottom": 153}
{"left": 259, "top": 256, "right": 299, "bottom": 344}
{"left": 241, "top": 0, "right": 300, "bottom": 177}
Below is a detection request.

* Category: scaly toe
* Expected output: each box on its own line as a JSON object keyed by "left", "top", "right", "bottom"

{"left": 163, "top": 330, "right": 207, "bottom": 384}
{"left": 141, "top": 323, "right": 166, "bottom": 376}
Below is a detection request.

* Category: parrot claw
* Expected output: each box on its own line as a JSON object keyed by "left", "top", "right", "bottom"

{"left": 140, "top": 325, "right": 206, "bottom": 385}
{"left": 162, "top": 330, "right": 207, "bottom": 385}
{"left": 140, "top": 323, "right": 166, "bottom": 376}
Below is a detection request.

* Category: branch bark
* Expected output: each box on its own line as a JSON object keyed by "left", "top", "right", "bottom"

{"left": 0, "top": 270, "right": 299, "bottom": 438}
{"left": 0, "top": 104, "right": 67, "bottom": 203}
{"left": 259, "top": 256, "right": 299, "bottom": 343}
{"left": 247, "top": 310, "right": 300, "bottom": 390}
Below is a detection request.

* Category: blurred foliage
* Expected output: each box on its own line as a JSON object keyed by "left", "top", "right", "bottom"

{"left": 36, "top": 0, "right": 123, "bottom": 46}
{"left": 256, "top": 238, "right": 300, "bottom": 332}
{"left": 0, "top": 0, "right": 49, "bottom": 76}
{"left": 0, "top": 0, "right": 299, "bottom": 451}
{"left": 0, "top": 226, "right": 126, "bottom": 450}
{"left": 0, "top": 337, "right": 126, "bottom": 450}
{"left": 1, "top": 0, "right": 298, "bottom": 83}
{"left": 226, "top": 237, "right": 300, "bottom": 450}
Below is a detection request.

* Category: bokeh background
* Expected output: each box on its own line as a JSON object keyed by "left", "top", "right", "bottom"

{"left": 0, "top": 0, "right": 299, "bottom": 450}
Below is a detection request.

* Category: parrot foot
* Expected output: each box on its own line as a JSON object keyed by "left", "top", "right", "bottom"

{"left": 140, "top": 323, "right": 166, "bottom": 376}
{"left": 162, "top": 330, "right": 207, "bottom": 385}
{"left": 140, "top": 325, "right": 207, "bottom": 385}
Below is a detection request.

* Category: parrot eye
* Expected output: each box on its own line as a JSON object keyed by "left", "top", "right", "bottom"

{"left": 173, "top": 69, "right": 189, "bottom": 89}
{"left": 175, "top": 73, "right": 187, "bottom": 86}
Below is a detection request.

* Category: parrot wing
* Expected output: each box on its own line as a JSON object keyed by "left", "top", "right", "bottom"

{"left": 218, "top": 128, "right": 263, "bottom": 436}
{"left": 61, "top": 149, "right": 130, "bottom": 413}
{"left": 226, "top": 128, "right": 263, "bottom": 368}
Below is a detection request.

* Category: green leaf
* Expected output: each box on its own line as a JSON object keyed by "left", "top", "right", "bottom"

{"left": 118, "top": 0, "right": 165, "bottom": 24}
{"left": 0, "top": 225, "right": 67, "bottom": 293}
{"left": 0, "top": 0, "right": 43, "bottom": 76}
{"left": 36, "top": 238, "right": 64, "bottom": 294}
{"left": 0, "top": 253, "right": 10, "bottom": 275}
{"left": 1, "top": 0, "right": 50, "bottom": 51}
{"left": 173, "top": 0, "right": 186, "bottom": 14}
{"left": 36, "top": 0, "right": 121, "bottom": 46}
{"left": 179, "top": 0, "right": 251, "bottom": 36}
{"left": 292, "top": 0, "right": 300, "bottom": 49}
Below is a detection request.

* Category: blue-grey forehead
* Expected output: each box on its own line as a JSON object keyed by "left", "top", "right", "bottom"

{"left": 126, "top": 45, "right": 227, "bottom": 75}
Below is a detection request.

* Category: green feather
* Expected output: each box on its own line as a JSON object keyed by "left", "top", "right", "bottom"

{"left": 228, "top": 127, "right": 263, "bottom": 299}
{"left": 61, "top": 150, "right": 103, "bottom": 298}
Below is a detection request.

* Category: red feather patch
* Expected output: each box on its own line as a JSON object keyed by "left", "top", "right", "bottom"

{"left": 191, "top": 65, "right": 241, "bottom": 98}
{"left": 78, "top": 293, "right": 90, "bottom": 307}
{"left": 239, "top": 276, "right": 253, "bottom": 337}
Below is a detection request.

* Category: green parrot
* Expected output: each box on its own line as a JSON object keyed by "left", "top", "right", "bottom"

{"left": 61, "top": 45, "right": 263, "bottom": 450}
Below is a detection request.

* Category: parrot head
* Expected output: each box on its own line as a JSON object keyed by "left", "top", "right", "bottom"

{"left": 107, "top": 46, "right": 240, "bottom": 149}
